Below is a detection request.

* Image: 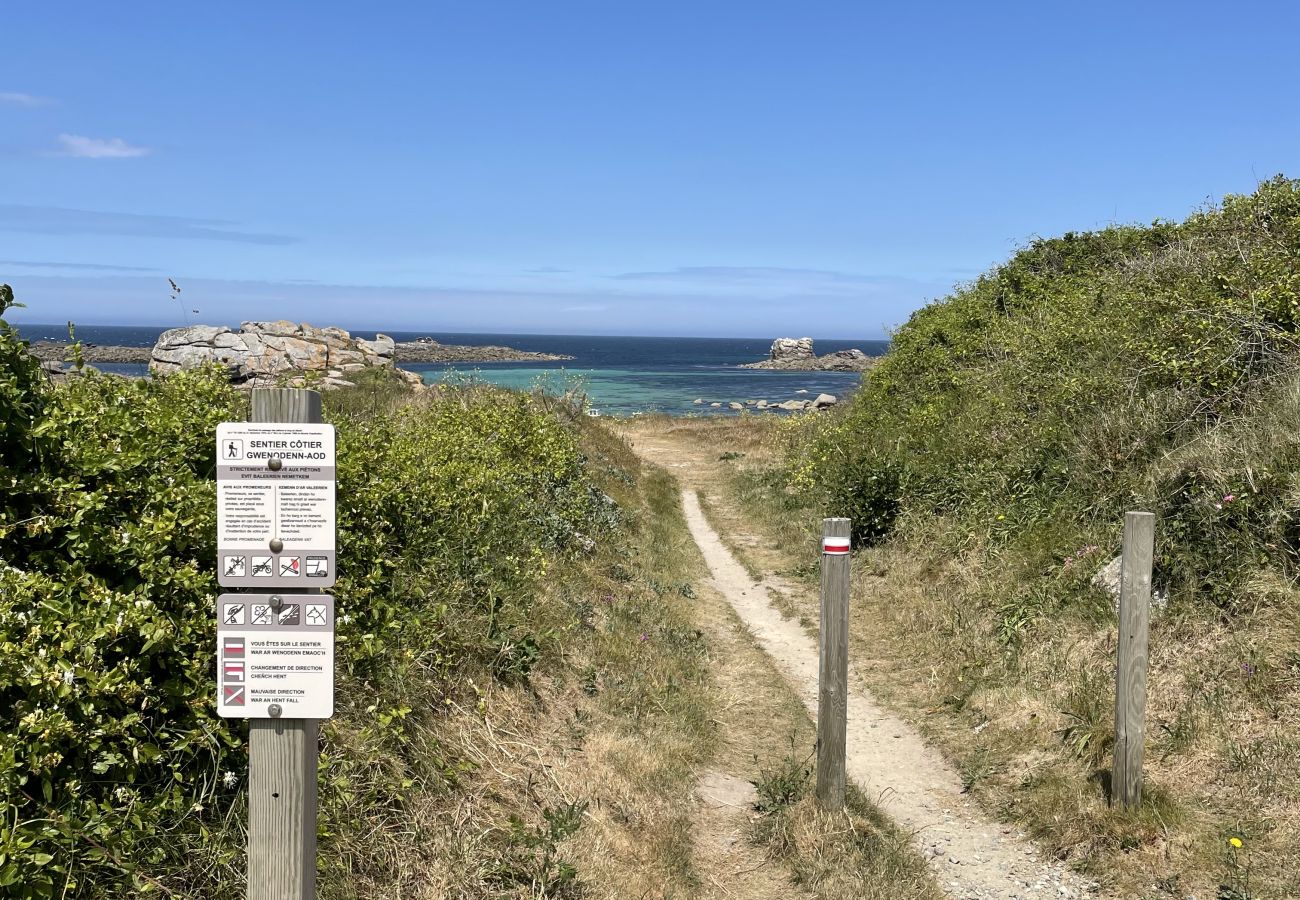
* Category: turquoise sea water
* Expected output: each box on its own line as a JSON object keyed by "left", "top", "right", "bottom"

{"left": 14, "top": 326, "right": 885, "bottom": 416}
{"left": 415, "top": 364, "right": 865, "bottom": 416}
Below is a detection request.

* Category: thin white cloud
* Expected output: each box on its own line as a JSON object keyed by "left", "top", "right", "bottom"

{"left": 55, "top": 134, "right": 151, "bottom": 159}
{"left": 0, "top": 91, "right": 52, "bottom": 107}
{"left": 0, "top": 204, "right": 295, "bottom": 245}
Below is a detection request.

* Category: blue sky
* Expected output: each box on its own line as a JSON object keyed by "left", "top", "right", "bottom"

{"left": 3, "top": 1, "right": 1298, "bottom": 338}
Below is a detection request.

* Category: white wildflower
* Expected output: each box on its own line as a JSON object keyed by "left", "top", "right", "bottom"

{"left": 222, "top": 771, "right": 239, "bottom": 789}
{"left": 62, "top": 670, "right": 75, "bottom": 687}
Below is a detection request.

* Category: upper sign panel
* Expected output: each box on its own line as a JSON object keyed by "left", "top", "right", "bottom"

{"left": 217, "top": 422, "right": 336, "bottom": 588}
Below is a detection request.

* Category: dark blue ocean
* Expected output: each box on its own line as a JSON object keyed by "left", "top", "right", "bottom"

{"left": 14, "top": 324, "right": 887, "bottom": 416}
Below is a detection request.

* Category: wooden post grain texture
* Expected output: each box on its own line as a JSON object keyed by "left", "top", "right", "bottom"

{"left": 816, "top": 517, "right": 851, "bottom": 811}
{"left": 249, "top": 388, "right": 321, "bottom": 900}
{"left": 1113, "top": 510, "right": 1155, "bottom": 809}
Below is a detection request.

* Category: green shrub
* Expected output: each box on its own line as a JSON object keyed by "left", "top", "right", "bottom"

{"left": 795, "top": 177, "right": 1300, "bottom": 608}
{"left": 0, "top": 288, "right": 618, "bottom": 897}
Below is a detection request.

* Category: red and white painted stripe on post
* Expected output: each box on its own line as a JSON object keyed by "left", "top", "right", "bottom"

{"left": 822, "top": 536, "right": 851, "bottom": 555}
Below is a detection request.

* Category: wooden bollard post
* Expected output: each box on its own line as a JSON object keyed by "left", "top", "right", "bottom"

{"left": 249, "top": 388, "right": 321, "bottom": 900}
{"left": 1113, "top": 510, "right": 1155, "bottom": 809}
{"left": 816, "top": 517, "right": 851, "bottom": 811}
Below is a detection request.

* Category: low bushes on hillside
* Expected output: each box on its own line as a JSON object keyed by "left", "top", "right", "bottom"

{"left": 0, "top": 288, "right": 615, "bottom": 897}
{"left": 795, "top": 176, "right": 1300, "bottom": 604}
{"left": 778, "top": 177, "right": 1300, "bottom": 893}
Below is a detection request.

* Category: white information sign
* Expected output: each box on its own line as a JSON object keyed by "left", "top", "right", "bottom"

{"left": 217, "top": 422, "right": 336, "bottom": 588}
{"left": 216, "top": 592, "right": 335, "bottom": 719}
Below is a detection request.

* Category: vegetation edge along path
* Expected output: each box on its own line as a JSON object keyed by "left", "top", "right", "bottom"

{"left": 625, "top": 417, "right": 1105, "bottom": 900}
{"left": 675, "top": 485, "right": 1100, "bottom": 900}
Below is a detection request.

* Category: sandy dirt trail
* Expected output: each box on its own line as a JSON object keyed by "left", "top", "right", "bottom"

{"left": 623, "top": 424, "right": 1102, "bottom": 900}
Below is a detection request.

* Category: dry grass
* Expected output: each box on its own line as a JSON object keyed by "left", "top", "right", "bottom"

{"left": 754, "top": 794, "right": 941, "bottom": 900}
{"left": 653, "top": 411, "right": 1300, "bottom": 899}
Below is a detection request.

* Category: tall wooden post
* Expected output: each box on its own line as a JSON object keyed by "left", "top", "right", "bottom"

{"left": 1113, "top": 510, "right": 1155, "bottom": 809}
{"left": 816, "top": 517, "right": 851, "bottom": 811}
{"left": 249, "top": 388, "right": 321, "bottom": 900}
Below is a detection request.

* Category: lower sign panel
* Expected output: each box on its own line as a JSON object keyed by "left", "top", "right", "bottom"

{"left": 216, "top": 593, "right": 334, "bottom": 719}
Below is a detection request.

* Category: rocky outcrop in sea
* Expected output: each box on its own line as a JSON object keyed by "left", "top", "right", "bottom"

{"left": 692, "top": 393, "right": 839, "bottom": 412}
{"left": 147, "top": 321, "right": 417, "bottom": 390}
{"left": 740, "top": 337, "right": 875, "bottom": 371}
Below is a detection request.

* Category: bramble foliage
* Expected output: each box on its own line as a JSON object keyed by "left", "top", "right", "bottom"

{"left": 0, "top": 291, "right": 615, "bottom": 897}
{"left": 792, "top": 177, "right": 1300, "bottom": 606}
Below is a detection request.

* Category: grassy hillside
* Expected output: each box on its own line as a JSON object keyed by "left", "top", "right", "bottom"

{"left": 777, "top": 178, "right": 1300, "bottom": 896}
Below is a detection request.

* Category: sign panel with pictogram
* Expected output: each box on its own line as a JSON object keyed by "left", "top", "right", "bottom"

{"left": 215, "top": 592, "right": 334, "bottom": 719}
{"left": 216, "top": 422, "right": 336, "bottom": 588}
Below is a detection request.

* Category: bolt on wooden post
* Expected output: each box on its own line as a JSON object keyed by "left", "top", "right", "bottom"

{"left": 1113, "top": 510, "right": 1155, "bottom": 809}
{"left": 816, "top": 517, "right": 851, "bottom": 811}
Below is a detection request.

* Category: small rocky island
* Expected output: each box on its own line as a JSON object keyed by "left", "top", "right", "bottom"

{"left": 394, "top": 337, "right": 571, "bottom": 363}
{"left": 28, "top": 341, "right": 153, "bottom": 363}
{"left": 740, "top": 337, "right": 875, "bottom": 371}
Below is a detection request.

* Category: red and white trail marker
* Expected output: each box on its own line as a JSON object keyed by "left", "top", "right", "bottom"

{"left": 822, "top": 536, "right": 851, "bottom": 555}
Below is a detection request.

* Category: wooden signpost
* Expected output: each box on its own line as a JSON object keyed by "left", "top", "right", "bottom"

{"left": 217, "top": 388, "right": 336, "bottom": 900}
{"left": 1113, "top": 510, "right": 1155, "bottom": 809}
{"left": 816, "top": 517, "right": 851, "bottom": 811}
